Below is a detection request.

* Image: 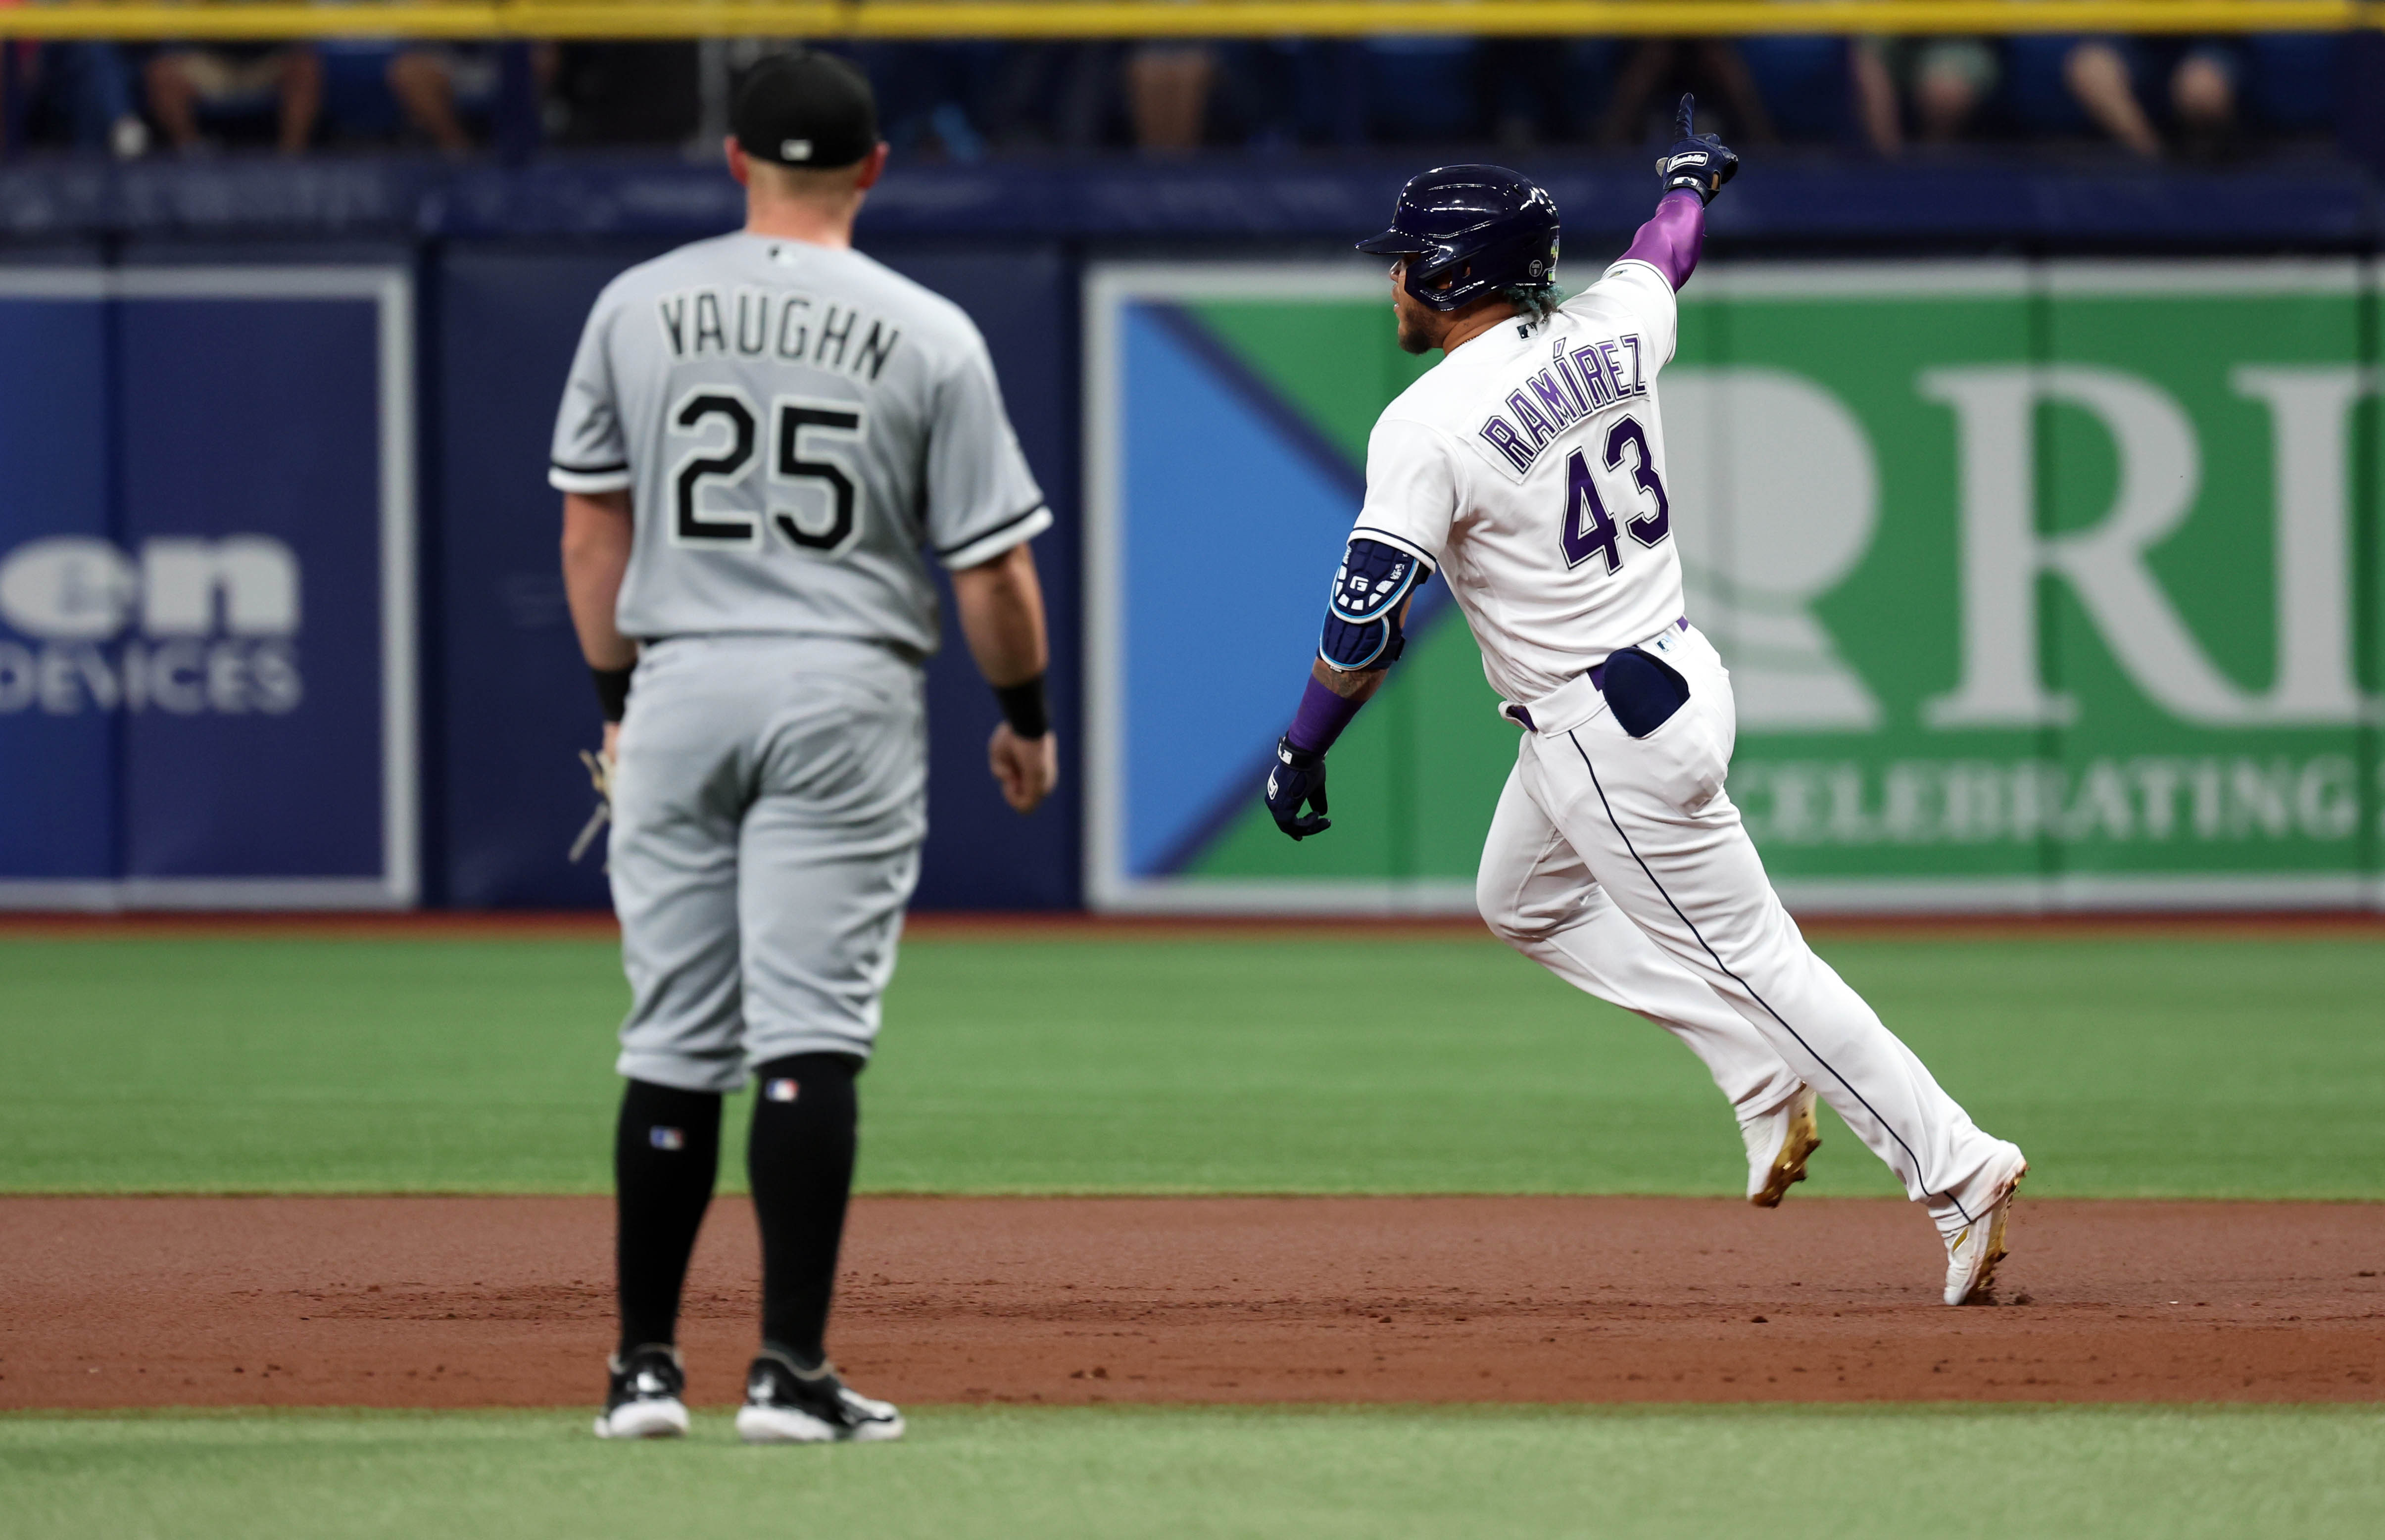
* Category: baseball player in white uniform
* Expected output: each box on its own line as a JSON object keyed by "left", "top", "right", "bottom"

{"left": 556, "top": 52, "right": 1059, "bottom": 1442}
{"left": 1264, "top": 99, "right": 2028, "bottom": 1306}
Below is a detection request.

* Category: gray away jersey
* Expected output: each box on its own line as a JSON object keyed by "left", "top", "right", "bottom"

{"left": 549, "top": 232, "right": 1049, "bottom": 654}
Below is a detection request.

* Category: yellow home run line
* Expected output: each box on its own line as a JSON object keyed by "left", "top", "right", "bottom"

{"left": 1, "top": 1, "right": 2377, "bottom": 44}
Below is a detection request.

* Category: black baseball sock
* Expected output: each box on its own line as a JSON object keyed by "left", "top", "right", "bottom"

{"left": 613, "top": 1079, "right": 723, "bottom": 1356}
{"left": 746, "top": 1052, "right": 861, "bottom": 1369}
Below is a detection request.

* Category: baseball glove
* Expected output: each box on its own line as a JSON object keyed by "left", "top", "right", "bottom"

{"left": 568, "top": 749, "right": 613, "bottom": 866}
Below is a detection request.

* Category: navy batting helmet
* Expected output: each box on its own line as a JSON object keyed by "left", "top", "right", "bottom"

{"left": 1356, "top": 165, "right": 1559, "bottom": 314}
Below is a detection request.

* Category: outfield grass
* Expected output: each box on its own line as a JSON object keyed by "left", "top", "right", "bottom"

{"left": 4, "top": 1405, "right": 2379, "bottom": 1540}
{"left": 2, "top": 932, "right": 2380, "bottom": 1198}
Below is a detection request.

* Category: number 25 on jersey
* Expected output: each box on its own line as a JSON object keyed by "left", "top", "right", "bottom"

{"left": 669, "top": 386, "right": 869, "bottom": 559}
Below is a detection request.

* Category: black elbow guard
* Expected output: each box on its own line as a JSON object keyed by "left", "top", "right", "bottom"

{"left": 1318, "top": 537, "right": 1431, "bottom": 672}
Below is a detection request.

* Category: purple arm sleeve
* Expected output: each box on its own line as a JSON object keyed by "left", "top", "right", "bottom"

{"left": 1286, "top": 676, "right": 1363, "bottom": 755}
{"left": 1620, "top": 189, "right": 1707, "bottom": 292}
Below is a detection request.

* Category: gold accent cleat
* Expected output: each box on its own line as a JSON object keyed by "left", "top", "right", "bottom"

{"left": 1943, "top": 1150, "right": 2027, "bottom": 1305}
{"left": 1746, "top": 1086, "right": 1821, "bottom": 1208}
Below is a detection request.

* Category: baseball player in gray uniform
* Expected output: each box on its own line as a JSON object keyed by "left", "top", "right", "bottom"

{"left": 555, "top": 51, "right": 1057, "bottom": 1443}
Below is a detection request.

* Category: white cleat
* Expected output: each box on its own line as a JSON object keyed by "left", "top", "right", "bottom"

{"left": 594, "top": 1344, "right": 692, "bottom": 1440}
{"left": 1742, "top": 1085, "right": 1821, "bottom": 1208}
{"left": 735, "top": 1351, "right": 905, "bottom": 1444}
{"left": 1942, "top": 1144, "right": 2029, "bottom": 1305}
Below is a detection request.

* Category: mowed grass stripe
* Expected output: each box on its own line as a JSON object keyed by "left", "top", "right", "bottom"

{"left": 0, "top": 933, "right": 2378, "bottom": 1197}
{"left": 3, "top": 1405, "right": 2379, "bottom": 1540}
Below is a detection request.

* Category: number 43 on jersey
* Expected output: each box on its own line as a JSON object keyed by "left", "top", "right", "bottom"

{"left": 1560, "top": 415, "right": 1669, "bottom": 574}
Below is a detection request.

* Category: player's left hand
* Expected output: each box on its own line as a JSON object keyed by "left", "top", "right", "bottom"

{"left": 989, "top": 722, "right": 1058, "bottom": 815}
{"left": 1265, "top": 736, "right": 1330, "bottom": 840}
{"left": 1656, "top": 93, "right": 1739, "bottom": 205}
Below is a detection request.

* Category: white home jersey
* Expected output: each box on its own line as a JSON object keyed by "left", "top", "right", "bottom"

{"left": 550, "top": 232, "right": 1049, "bottom": 654}
{"left": 1353, "top": 257, "right": 1683, "bottom": 703}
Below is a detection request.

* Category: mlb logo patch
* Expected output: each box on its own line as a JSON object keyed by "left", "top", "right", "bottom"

{"left": 649, "top": 1126, "right": 686, "bottom": 1151}
{"left": 764, "top": 1078, "right": 801, "bottom": 1103}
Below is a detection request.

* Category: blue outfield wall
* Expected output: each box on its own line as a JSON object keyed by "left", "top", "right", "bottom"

{"left": 433, "top": 239, "right": 1079, "bottom": 910}
{"left": 2, "top": 152, "right": 2383, "bottom": 910}
{"left": 0, "top": 234, "right": 1078, "bottom": 911}
{"left": 0, "top": 252, "right": 415, "bottom": 909}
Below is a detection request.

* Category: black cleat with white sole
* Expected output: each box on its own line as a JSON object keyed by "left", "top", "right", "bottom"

{"left": 736, "top": 1349, "right": 905, "bottom": 1444}
{"left": 594, "top": 1344, "right": 691, "bottom": 1440}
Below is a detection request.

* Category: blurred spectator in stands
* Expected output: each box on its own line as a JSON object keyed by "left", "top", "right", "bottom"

{"left": 1599, "top": 38, "right": 1775, "bottom": 145}
{"left": 2006, "top": 35, "right": 2247, "bottom": 160}
{"left": 2072, "top": 37, "right": 2241, "bottom": 158}
{"left": 1126, "top": 42, "right": 1216, "bottom": 152}
{"left": 316, "top": 41, "right": 505, "bottom": 153}
{"left": 1852, "top": 36, "right": 1998, "bottom": 152}
{"left": 145, "top": 42, "right": 321, "bottom": 152}
{"left": 0, "top": 37, "right": 147, "bottom": 157}
{"left": 388, "top": 44, "right": 507, "bottom": 153}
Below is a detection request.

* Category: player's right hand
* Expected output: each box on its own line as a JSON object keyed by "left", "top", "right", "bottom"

{"left": 569, "top": 735, "right": 618, "bottom": 865}
{"left": 1265, "top": 736, "right": 1331, "bottom": 840}
{"left": 1656, "top": 93, "right": 1739, "bottom": 205}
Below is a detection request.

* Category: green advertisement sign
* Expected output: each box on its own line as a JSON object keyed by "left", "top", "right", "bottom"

{"left": 1086, "top": 260, "right": 2381, "bottom": 912}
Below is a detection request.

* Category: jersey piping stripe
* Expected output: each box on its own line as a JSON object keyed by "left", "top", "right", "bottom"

{"left": 549, "top": 467, "right": 635, "bottom": 495}
{"left": 937, "top": 506, "right": 1053, "bottom": 572}
{"left": 1563, "top": 726, "right": 1967, "bottom": 1225}
{"left": 552, "top": 457, "right": 631, "bottom": 476}
{"left": 934, "top": 501, "right": 1049, "bottom": 560}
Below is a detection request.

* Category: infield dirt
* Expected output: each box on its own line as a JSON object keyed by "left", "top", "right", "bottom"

{"left": 5, "top": 1195, "right": 2380, "bottom": 1409}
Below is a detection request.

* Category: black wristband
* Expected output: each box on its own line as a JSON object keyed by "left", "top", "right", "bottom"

{"left": 591, "top": 664, "right": 633, "bottom": 723}
{"left": 993, "top": 674, "right": 1050, "bottom": 740}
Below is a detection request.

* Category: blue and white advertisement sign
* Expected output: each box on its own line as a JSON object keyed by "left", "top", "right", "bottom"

{"left": 0, "top": 268, "right": 416, "bottom": 908}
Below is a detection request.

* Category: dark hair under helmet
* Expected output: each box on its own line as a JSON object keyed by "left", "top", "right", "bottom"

{"left": 1356, "top": 165, "right": 1560, "bottom": 313}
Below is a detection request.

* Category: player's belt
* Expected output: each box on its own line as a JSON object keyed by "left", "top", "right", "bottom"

{"left": 1501, "top": 616, "right": 1689, "bottom": 735}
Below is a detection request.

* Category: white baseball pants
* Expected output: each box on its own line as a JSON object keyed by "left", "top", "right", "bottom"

{"left": 1477, "top": 773, "right": 1808, "bottom": 1126}
{"left": 1476, "top": 622, "right": 2011, "bottom": 1228}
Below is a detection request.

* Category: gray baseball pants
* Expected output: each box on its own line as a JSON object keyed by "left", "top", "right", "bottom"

{"left": 607, "top": 633, "right": 927, "bottom": 1093}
